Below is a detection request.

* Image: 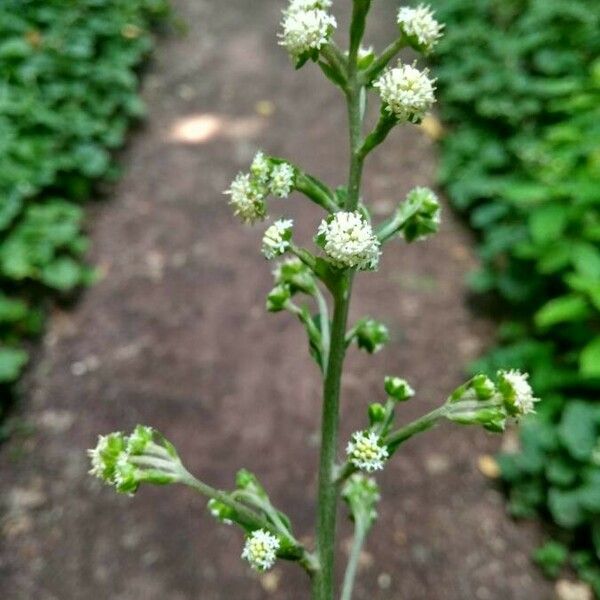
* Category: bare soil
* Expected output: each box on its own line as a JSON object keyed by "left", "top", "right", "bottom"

{"left": 0, "top": 1, "right": 554, "bottom": 599}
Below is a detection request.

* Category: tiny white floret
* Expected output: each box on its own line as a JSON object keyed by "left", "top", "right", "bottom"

{"left": 269, "top": 163, "right": 295, "bottom": 198}
{"left": 346, "top": 430, "right": 389, "bottom": 472}
{"left": 286, "top": 0, "right": 332, "bottom": 12}
{"left": 262, "top": 219, "right": 294, "bottom": 260}
{"left": 241, "top": 529, "right": 280, "bottom": 571}
{"left": 397, "top": 4, "right": 444, "bottom": 53}
{"left": 317, "top": 211, "right": 381, "bottom": 270}
{"left": 374, "top": 62, "right": 436, "bottom": 122}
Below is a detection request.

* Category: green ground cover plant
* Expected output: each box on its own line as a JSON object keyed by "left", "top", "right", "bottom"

{"left": 429, "top": 0, "right": 600, "bottom": 592}
{"left": 0, "top": 0, "right": 168, "bottom": 417}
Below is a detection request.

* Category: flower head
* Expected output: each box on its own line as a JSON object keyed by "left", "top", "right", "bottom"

{"left": 374, "top": 62, "right": 436, "bottom": 122}
{"left": 88, "top": 426, "right": 181, "bottom": 495}
{"left": 269, "top": 163, "right": 295, "bottom": 198}
{"left": 497, "top": 369, "right": 539, "bottom": 416}
{"left": 397, "top": 4, "right": 443, "bottom": 53}
{"left": 241, "top": 529, "right": 280, "bottom": 571}
{"left": 262, "top": 219, "right": 294, "bottom": 259}
{"left": 224, "top": 173, "right": 267, "bottom": 224}
{"left": 346, "top": 430, "right": 389, "bottom": 472}
{"left": 279, "top": 8, "right": 337, "bottom": 60}
{"left": 317, "top": 211, "right": 381, "bottom": 270}
{"left": 384, "top": 376, "right": 415, "bottom": 402}
{"left": 250, "top": 151, "right": 271, "bottom": 185}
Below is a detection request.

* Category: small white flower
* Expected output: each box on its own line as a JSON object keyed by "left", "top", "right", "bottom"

{"left": 250, "top": 151, "right": 271, "bottom": 184}
{"left": 374, "top": 62, "right": 436, "bottom": 122}
{"left": 262, "top": 219, "right": 294, "bottom": 260}
{"left": 88, "top": 435, "right": 109, "bottom": 478}
{"left": 224, "top": 173, "right": 267, "bottom": 224}
{"left": 269, "top": 163, "right": 295, "bottom": 198}
{"left": 397, "top": 4, "right": 443, "bottom": 53}
{"left": 286, "top": 0, "right": 332, "bottom": 12}
{"left": 317, "top": 211, "right": 381, "bottom": 270}
{"left": 279, "top": 9, "right": 337, "bottom": 59}
{"left": 241, "top": 529, "right": 280, "bottom": 571}
{"left": 498, "top": 369, "right": 539, "bottom": 416}
{"left": 346, "top": 430, "right": 389, "bottom": 472}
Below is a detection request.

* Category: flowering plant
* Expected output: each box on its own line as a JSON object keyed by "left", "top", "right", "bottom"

{"left": 88, "top": 3, "right": 538, "bottom": 598}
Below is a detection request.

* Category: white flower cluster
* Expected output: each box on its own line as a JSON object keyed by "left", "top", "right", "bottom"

{"left": 279, "top": 1, "right": 337, "bottom": 60}
{"left": 241, "top": 529, "right": 280, "bottom": 571}
{"left": 374, "top": 62, "right": 436, "bottom": 122}
{"left": 317, "top": 211, "right": 381, "bottom": 270}
{"left": 262, "top": 219, "right": 294, "bottom": 260}
{"left": 498, "top": 369, "right": 539, "bottom": 416}
{"left": 269, "top": 163, "right": 295, "bottom": 198}
{"left": 224, "top": 172, "right": 267, "bottom": 225}
{"left": 346, "top": 430, "right": 389, "bottom": 472}
{"left": 397, "top": 4, "right": 443, "bottom": 53}
{"left": 225, "top": 152, "right": 296, "bottom": 224}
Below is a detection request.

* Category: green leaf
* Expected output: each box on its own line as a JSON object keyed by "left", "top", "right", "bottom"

{"left": 0, "top": 347, "right": 28, "bottom": 383}
{"left": 558, "top": 401, "right": 598, "bottom": 462}
{"left": 534, "top": 294, "right": 589, "bottom": 328}
{"left": 580, "top": 337, "right": 600, "bottom": 378}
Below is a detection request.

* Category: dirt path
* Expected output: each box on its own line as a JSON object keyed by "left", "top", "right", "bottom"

{"left": 0, "top": 1, "right": 553, "bottom": 599}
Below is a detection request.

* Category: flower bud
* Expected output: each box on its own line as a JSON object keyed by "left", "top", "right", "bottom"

{"left": 266, "top": 284, "right": 292, "bottom": 312}
{"left": 397, "top": 4, "right": 444, "bottom": 54}
{"left": 354, "top": 318, "right": 389, "bottom": 353}
{"left": 207, "top": 498, "right": 235, "bottom": 525}
{"left": 250, "top": 151, "right": 271, "bottom": 184}
{"left": 342, "top": 474, "right": 380, "bottom": 530}
{"left": 346, "top": 430, "right": 389, "bottom": 473}
{"left": 368, "top": 402, "right": 387, "bottom": 426}
{"left": 374, "top": 62, "right": 436, "bottom": 123}
{"left": 398, "top": 187, "right": 441, "bottom": 242}
{"left": 273, "top": 258, "right": 316, "bottom": 295}
{"left": 241, "top": 529, "right": 280, "bottom": 571}
{"left": 384, "top": 376, "right": 415, "bottom": 402}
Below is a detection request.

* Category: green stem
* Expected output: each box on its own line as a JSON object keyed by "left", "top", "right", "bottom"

{"left": 312, "top": 6, "right": 369, "bottom": 592}
{"left": 313, "top": 277, "right": 352, "bottom": 599}
{"left": 384, "top": 404, "right": 447, "bottom": 452}
{"left": 340, "top": 525, "right": 367, "bottom": 600}
{"left": 361, "top": 36, "right": 406, "bottom": 85}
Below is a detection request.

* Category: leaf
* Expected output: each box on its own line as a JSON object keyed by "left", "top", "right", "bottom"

{"left": 0, "top": 347, "right": 28, "bottom": 383}
{"left": 534, "top": 294, "right": 589, "bottom": 328}
{"left": 580, "top": 337, "right": 600, "bottom": 378}
{"left": 548, "top": 488, "right": 585, "bottom": 528}
{"left": 558, "top": 401, "right": 598, "bottom": 462}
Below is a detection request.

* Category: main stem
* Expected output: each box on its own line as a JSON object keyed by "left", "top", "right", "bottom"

{"left": 313, "top": 47, "right": 365, "bottom": 599}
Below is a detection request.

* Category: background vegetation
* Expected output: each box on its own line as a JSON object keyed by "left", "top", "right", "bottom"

{"left": 0, "top": 0, "right": 168, "bottom": 421}
{"left": 430, "top": 0, "right": 600, "bottom": 592}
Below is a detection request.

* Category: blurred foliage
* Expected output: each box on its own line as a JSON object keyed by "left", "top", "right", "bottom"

{"left": 0, "top": 0, "right": 168, "bottom": 408}
{"left": 430, "top": 0, "right": 600, "bottom": 592}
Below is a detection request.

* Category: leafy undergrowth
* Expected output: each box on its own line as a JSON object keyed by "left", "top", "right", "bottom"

{"left": 429, "top": 0, "right": 600, "bottom": 593}
{"left": 0, "top": 0, "right": 169, "bottom": 415}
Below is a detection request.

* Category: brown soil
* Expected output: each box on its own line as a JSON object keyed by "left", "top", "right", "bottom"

{"left": 0, "top": 1, "right": 554, "bottom": 599}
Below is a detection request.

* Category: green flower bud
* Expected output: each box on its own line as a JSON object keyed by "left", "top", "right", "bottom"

{"left": 342, "top": 474, "right": 380, "bottom": 530}
{"left": 368, "top": 402, "right": 387, "bottom": 426}
{"left": 266, "top": 284, "right": 292, "bottom": 312}
{"left": 384, "top": 376, "right": 415, "bottom": 402}
{"left": 207, "top": 498, "right": 235, "bottom": 525}
{"left": 273, "top": 258, "right": 316, "bottom": 295}
{"left": 354, "top": 318, "right": 389, "bottom": 353}
{"left": 397, "top": 187, "right": 441, "bottom": 242}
